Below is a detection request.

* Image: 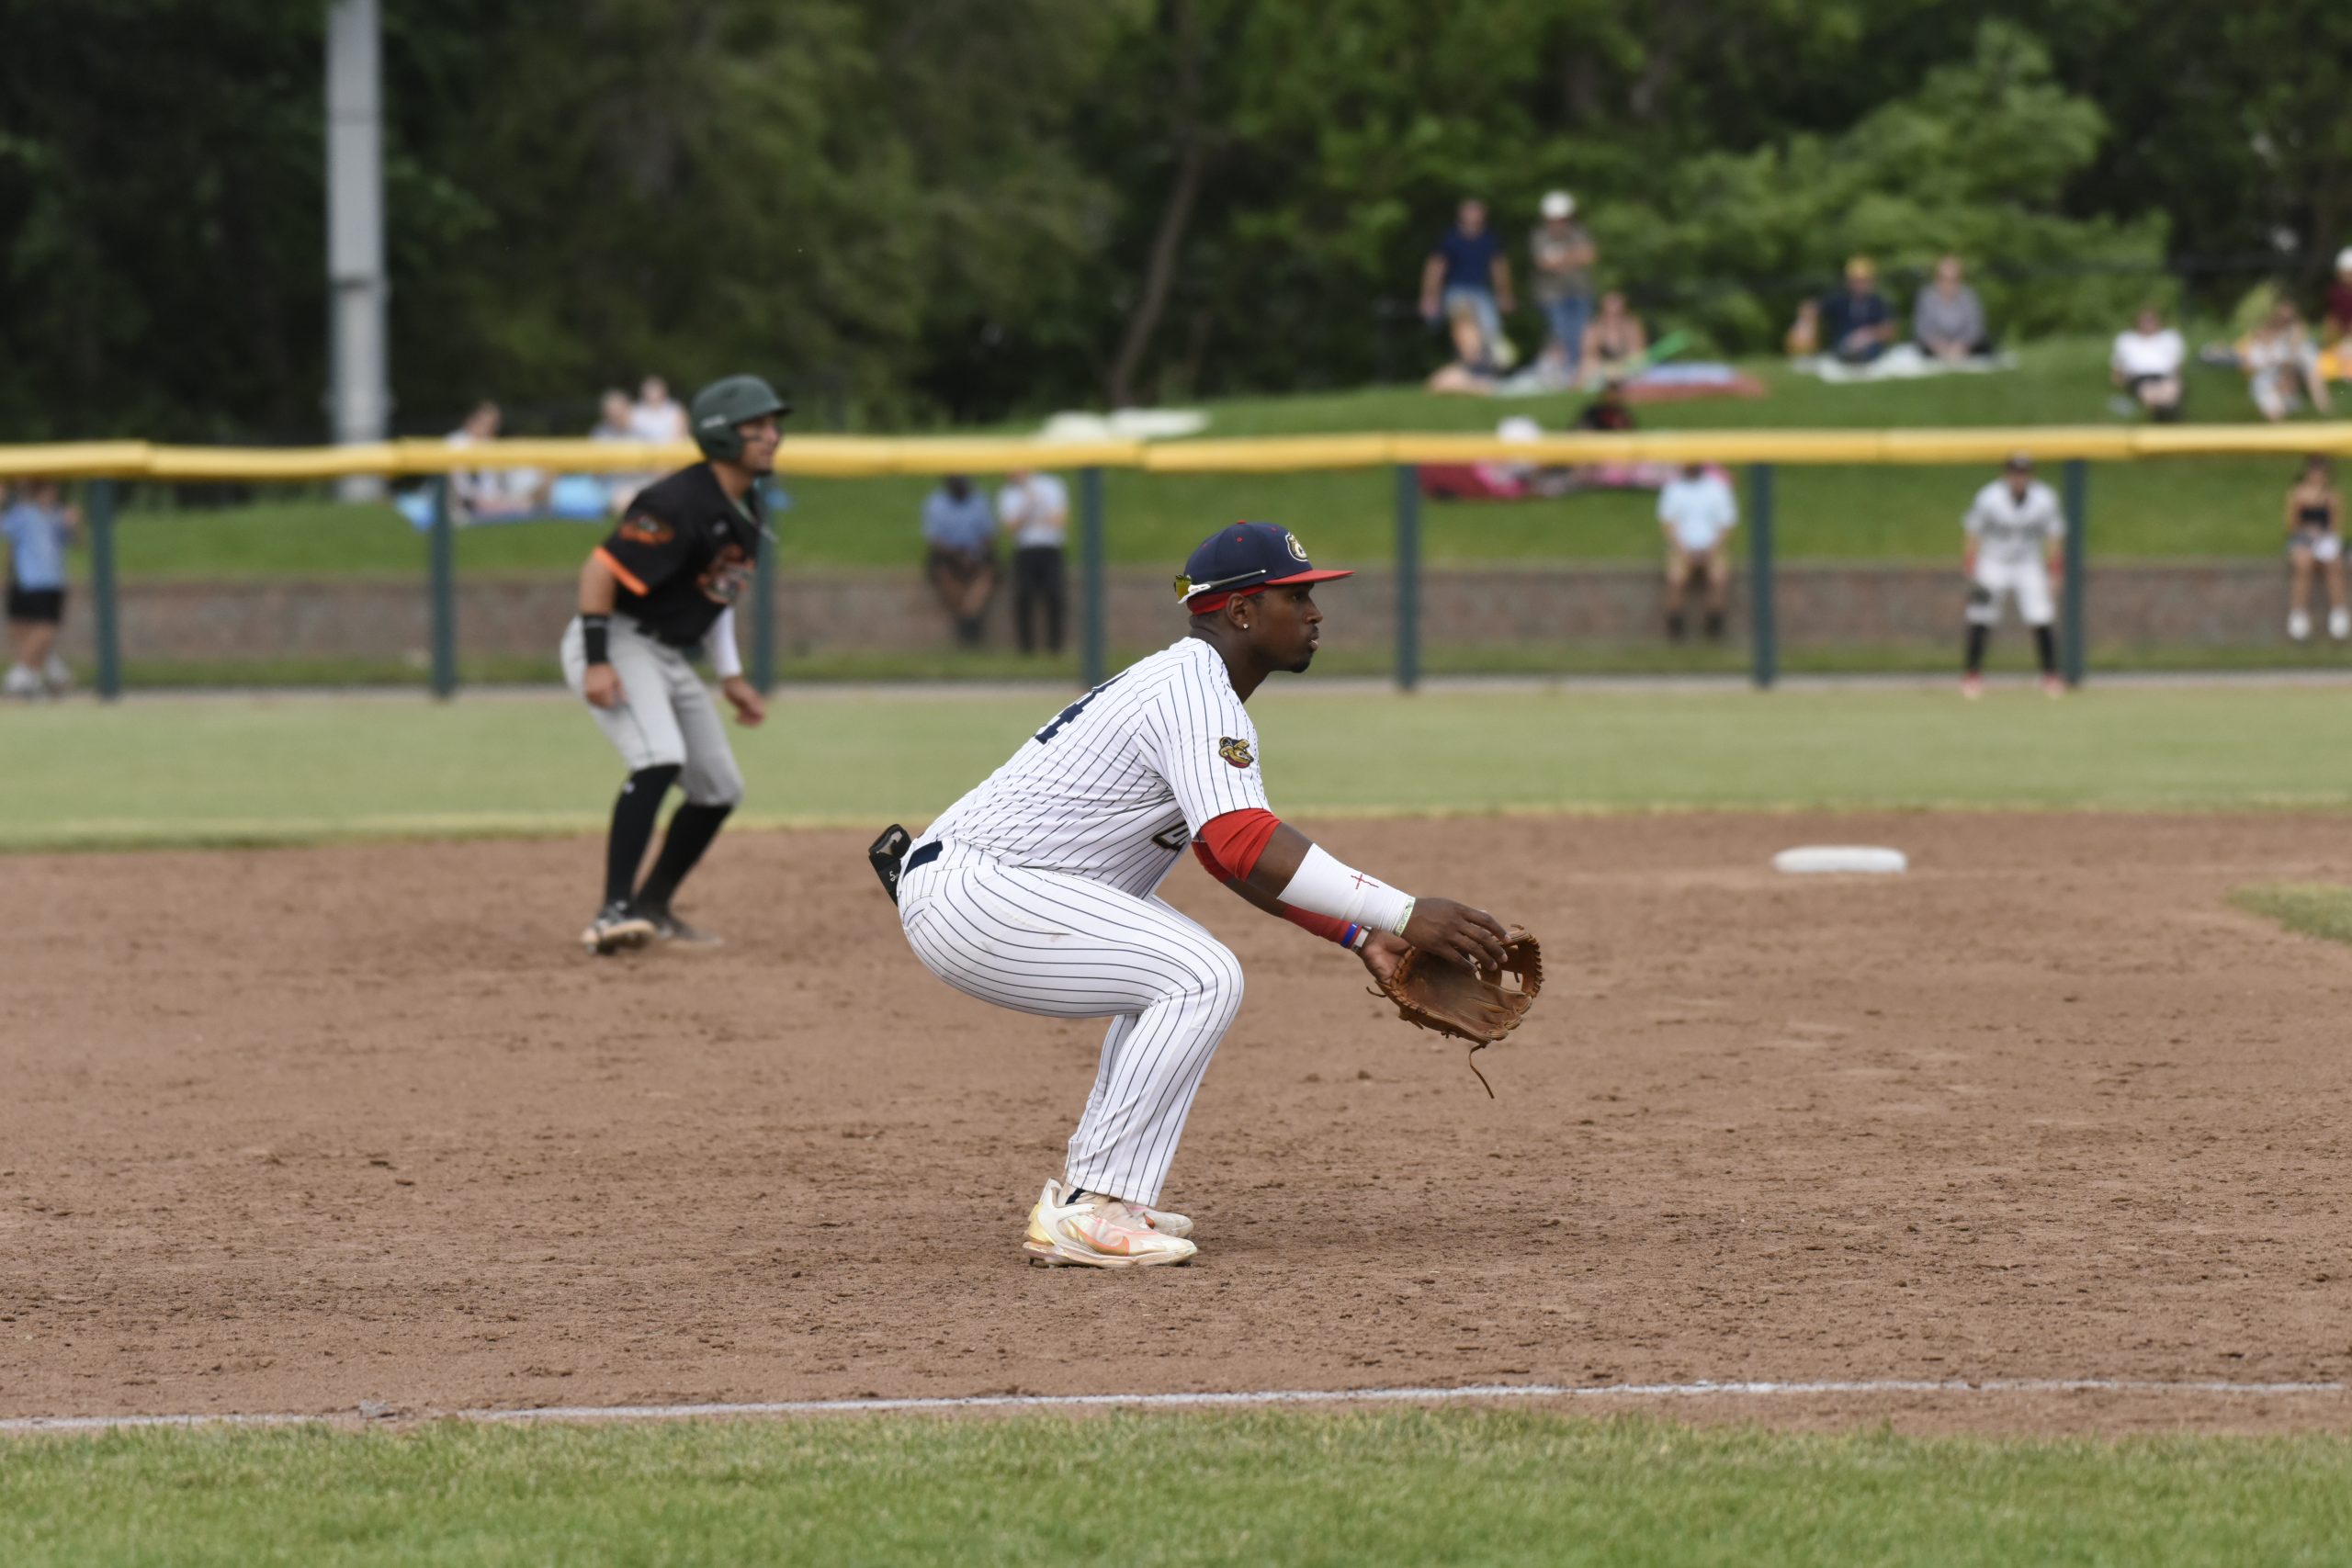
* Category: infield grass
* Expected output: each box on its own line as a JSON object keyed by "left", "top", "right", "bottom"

{"left": 2, "top": 682, "right": 2346, "bottom": 852}
{"left": 6, "top": 1409, "right": 2351, "bottom": 1567}
{"left": 2230, "top": 884, "right": 2352, "bottom": 947}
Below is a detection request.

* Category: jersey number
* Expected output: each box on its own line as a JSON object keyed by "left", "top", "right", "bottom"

{"left": 1033, "top": 675, "right": 1123, "bottom": 744}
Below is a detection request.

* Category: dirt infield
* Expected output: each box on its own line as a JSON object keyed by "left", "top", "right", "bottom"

{"left": 6, "top": 813, "right": 2351, "bottom": 1435}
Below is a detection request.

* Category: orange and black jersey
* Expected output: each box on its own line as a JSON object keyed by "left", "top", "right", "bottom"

{"left": 593, "top": 463, "right": 763, "bottom": 648}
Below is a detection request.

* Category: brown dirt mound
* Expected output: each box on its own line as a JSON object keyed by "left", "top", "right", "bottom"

{"left": 4, "top": 813, "right": 2350, "bottom": 1435}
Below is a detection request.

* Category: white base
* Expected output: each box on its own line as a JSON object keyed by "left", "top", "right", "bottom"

{"left": 1772, "top": 845, "right": 1908, "bottom": 875}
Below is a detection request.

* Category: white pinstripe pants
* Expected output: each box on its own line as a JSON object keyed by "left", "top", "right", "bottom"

{"left": 898, "top": 841, "right": 1244, "bottom": 1207}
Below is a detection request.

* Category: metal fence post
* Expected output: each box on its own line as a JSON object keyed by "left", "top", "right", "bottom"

{"left": 428, "top": 476, "right": 456, "bottom": 698}
{"left": 1080, "top": 465, "right": 1105, "bottom": 688}
{"left": 1395, "top": 464, "right": 1421, "bottom": 692}
{"left": 1747, "top": 462, "right": 1777, "bottom": 690}
{"left": 752, "top": 525, "right": 777, "bottom": 692}
{"left": 88, "top": 479, "right": 121, "bottom": 700}
{"left": 2062, "top": 458, "right": 2088, "bottom": 688}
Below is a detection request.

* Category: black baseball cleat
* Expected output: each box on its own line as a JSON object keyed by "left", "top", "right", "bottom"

{"left": 581, "top": 898, "right": 656, "bottom": 955}
{"left": 639, "top": 902, "right": 723, "bottom": 946}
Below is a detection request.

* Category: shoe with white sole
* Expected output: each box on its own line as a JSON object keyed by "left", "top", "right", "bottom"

{"left": 581, "top": 898, "right": 655, "bottom": 955}
{"left": 2332, "top": 607, "right": 2350, "bottom": 642}
{"left": 1023, "top": 1179, "right": 1195, "bottom": 1268}
{"left": 2290, "top": 610, "right": 2312, "bottom": 642}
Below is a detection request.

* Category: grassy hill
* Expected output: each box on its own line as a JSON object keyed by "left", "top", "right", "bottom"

{"left": 92, "top": 335, "right": 2326, "bottom": 581}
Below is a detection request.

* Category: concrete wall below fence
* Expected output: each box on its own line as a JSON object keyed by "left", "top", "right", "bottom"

{"left": 61, "top": 560, "right": 2303, "bottom": 667}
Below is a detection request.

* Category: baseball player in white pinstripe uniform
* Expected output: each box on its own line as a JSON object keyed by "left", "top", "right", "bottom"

{"left": 878, "top": 523, "right": 1512, "bottom": 1269}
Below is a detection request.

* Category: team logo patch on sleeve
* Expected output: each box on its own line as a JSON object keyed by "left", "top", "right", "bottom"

{"left": 617, "top": 514, "right": 673, "bottom": 545}
{"left": 1217, "top": 737, "right": 1254, "bottom": 768}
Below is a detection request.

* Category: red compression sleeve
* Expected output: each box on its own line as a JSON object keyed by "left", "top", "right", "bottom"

{"left": 1194, "top": 816, "right": 1361, "bottom": 949}
{"left": 1198, "top": 808, "right": 1282, "bottom": 879}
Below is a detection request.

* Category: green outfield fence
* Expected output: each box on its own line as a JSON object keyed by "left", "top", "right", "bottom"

{"left": 5, "top": 423, "right": 2348, "bottom": 696}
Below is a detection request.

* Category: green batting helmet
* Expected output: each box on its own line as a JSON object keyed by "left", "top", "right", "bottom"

{"left": 689, "top": 374, "right": 792, "bottom": 462}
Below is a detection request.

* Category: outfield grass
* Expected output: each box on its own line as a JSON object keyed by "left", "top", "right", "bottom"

{"left": 96, "top": 338, "right": 2318, "bottom": 581}
{"left": 2231, "top": 884, "right": 2352, "bottom": 946}
{"left": 5, "top": 1409, "right": 2350, "bottom": 1566}
{"left": 4, "top": 683, "right": 2346, "bottom": 852}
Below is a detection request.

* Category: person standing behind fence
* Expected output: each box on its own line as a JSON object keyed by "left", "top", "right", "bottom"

{"left": 2, "top": 480, "right": 79, "bottom": 699}
{"left": 1655, "top": 462, "right": 1737, "bottom": 642}
{"left": 998, "top": 468, "right": 1070, "bottom": 655}
{"left": 1419, "top": 198, "right": 1515, "bottom": 361}
{"left": 564, "top": 374, "right": 786, "bottom": 955}
{"left": 2284, "top": 456, "right": 2347, "bottom": 644}
{"left": 629, "top": 375, "right": 690, "bottom": 446}
{"left": 922, "top": 475, "right": 1001, "bottom": 648}
{"left": 1528, "top": 191, "right": 1596, "bottom": 378}
{"left": 591, "top": 388, "right": 653, "bottom": 514}
{"left": 1961, "top": 454, "right": 2066, "bottom": 701}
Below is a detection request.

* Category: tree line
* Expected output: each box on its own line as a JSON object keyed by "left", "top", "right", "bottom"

{"left": 2, "top": 0, "right": 2346, "bottom": 442}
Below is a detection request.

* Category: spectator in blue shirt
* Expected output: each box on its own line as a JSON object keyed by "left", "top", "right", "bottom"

{"left": 922, "top": 474, "right": 1000, "bottom": 647}
{"left": 3, "top": 480, "right": 80, "bottom": 697}
{"left": 1820, "top": 255, "right": 1896, "bottom": 365}
{"left": 1419, "top": 198, "right": 1517, "bottom": 363}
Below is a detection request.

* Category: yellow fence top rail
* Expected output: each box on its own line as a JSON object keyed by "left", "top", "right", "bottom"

{"left": 4, "top": 423, "right": 2350, "bottom": 481}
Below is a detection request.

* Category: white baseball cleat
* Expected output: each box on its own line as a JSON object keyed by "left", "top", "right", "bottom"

{"left": 2332, "top": 607, "right": 2350, "bottom": 642}
{"left": 1023, "top": 1179, "right": 1195, "bottom": 1268}
{"left": 2289, "top": 610, "right": 2312, "bottom": 642}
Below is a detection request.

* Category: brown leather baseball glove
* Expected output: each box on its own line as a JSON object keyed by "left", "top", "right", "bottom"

{"left": 1375, "top": 925, "right": 1542, "bottom": 1044}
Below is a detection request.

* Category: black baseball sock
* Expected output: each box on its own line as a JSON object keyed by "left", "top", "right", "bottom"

{"left": 2032, "top": 626, "right": 2058, "bottom": 675}
{"left": 605, "top": 764, "right": 680, "bottom": 907}
{"left": 1964, "top": 625, "right": 1989, "bottom": 675}
{"left": 636, "top": 801, "right": 734, "bottom": 911}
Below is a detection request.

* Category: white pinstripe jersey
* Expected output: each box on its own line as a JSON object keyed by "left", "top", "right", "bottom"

{"left": 922, "top": 637, "right": 1272, "bottom": 898}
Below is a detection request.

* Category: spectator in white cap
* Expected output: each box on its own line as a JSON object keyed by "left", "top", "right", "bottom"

{"left": 1529, "top": 190, "right": 1597, "bottom": 378}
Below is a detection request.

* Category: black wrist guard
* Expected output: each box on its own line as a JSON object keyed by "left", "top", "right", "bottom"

{"left": 582, "top": 614, "right": 611, "bottom": 665}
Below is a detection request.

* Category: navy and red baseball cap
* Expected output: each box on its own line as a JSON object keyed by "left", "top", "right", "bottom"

{"left": 1175, "top": 522, "right": 1353, "bottom": 613}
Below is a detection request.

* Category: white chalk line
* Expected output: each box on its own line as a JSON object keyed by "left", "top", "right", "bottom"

{"left": 4, "top": 1378, "right": 2346, "bottom": 1436}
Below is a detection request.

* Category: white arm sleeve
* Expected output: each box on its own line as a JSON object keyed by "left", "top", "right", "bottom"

{"left": 1275, "top": 842, "right": 1416, "bottom": 935}
{"left": 707, "top": 607, "right": 743, "bottom": 679}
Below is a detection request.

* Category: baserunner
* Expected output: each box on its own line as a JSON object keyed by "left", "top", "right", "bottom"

{"left": 564, "top": 374, "right": 786, "bottom": 954}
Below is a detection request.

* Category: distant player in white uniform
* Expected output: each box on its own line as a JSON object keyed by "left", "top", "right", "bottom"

{"left": 875, "top": 523, "right": 1513, "bottom": 1269}
{"left": 1655, "top": 461, "right": 1738, "bottom": 641}
{"left": 1962, "top": 453, "right": 2067, "bottom": 700}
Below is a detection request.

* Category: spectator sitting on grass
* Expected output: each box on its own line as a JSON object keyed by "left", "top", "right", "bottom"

{"left": 922, "top": 474, "right": 1000, "bottom": 648}
{"left": 1821, "top": 256, "right": 1895, "bottom": 365}
{"left": 1913, "top": 254, "right": 1992, "bottom": 362}
{"left": 2239, "top": 300, "right": 2332, "bottom": 423}
{"left": 2109, "top": 308, "right": 2186, "bottom": 422}
{"left": 1784, "top": 299, "right": 1821, "bottom": 358}
{"left": 1577, "top": 290, "right": 1648, "bottom": 386}
{"left": 1426, "top": 302, "right": 1505, "bottom": 395}
{"left": 1576, "top": 378, "right": 1635, "bottom": 433}
{"left": 1419, "top": 197, "right": 1516, "bottom": 363}
{"left": 446, "top": 400, "right": 549, "bottom": 522}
